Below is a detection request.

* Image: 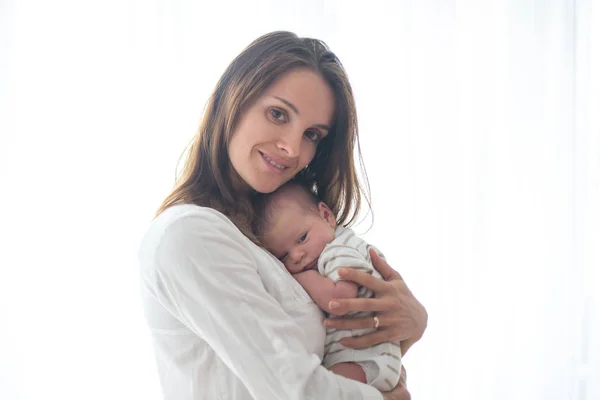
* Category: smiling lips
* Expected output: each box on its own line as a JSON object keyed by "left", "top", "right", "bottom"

{"left": 259, "top": 151, "right": 292, "bottom": 171}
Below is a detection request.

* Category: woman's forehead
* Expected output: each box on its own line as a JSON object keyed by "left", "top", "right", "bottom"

{"left": 261, "top": 68, "right": 335, "bottom": 126}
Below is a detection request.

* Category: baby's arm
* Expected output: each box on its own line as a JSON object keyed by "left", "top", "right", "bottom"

{"left": 294, "top": 268, "right": 367, "bottom": 385}
{"left": 294, "top": 270, "right": 358, "bottom": 311}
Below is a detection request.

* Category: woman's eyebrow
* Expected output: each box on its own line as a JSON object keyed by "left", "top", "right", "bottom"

{"left": 273, "top": 96, "right": 300, "bottom": 115}
{"left": 272, "top": 96, "right": 331, "bottom": 132}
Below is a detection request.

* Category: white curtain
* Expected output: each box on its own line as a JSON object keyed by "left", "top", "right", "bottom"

{"left": 1, "top": 1, "right": 598, "bottom": 399}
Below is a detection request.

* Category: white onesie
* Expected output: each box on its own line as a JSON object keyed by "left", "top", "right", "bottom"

{"left": 317, "top": 226, "right": 402, "bottom": 391}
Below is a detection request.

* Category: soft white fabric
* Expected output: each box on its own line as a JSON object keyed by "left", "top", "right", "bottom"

{"left": 318, "top": 227, "right": 401, "bottom": 391}
{"left": 138, "top": 204, "right": 383, "bottom": 400}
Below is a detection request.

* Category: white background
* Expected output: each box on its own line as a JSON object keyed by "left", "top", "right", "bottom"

{"left": 1, "top": 0, "right": 599, "bottom": 399}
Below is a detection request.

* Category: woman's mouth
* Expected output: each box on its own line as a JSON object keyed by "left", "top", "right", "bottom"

{"left": 259, "top": 151, "right": 290, "bottom": 174}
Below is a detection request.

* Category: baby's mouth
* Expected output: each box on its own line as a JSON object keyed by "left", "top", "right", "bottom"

{"left": 302, "top": 259, "right": 317, "bottom": 271}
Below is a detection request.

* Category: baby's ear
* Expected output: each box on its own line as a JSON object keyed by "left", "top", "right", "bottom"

{"left": 317, "top": 202, "right": 336, "bottom": 228}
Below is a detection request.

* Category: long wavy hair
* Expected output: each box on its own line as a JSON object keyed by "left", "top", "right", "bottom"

{"left": 156, "top": 31, "right": 370, "bottom": 243}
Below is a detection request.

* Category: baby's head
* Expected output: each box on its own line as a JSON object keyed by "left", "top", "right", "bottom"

{"left": 257, "top": 182, "right": 337, "bottom": 274}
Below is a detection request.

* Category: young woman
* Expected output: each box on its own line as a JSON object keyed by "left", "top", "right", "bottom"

{"left": 139, "top": 31, "right": 427, "bottom": 400}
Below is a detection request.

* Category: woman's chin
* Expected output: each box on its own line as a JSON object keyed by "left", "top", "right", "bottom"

{"left": 251, "top": 179, "right": 287, "bottom": 194}
{"left": 253, "top": 185, "right": 281, "bottom": 194}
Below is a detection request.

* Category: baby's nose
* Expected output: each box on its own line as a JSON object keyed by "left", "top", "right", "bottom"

{"left": 291, "top": 249, "right": 304, "bottom": 264}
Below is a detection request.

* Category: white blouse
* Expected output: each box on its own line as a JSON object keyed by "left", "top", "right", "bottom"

{"left": 138, "top": 204, "right": 382, "bottom": 400}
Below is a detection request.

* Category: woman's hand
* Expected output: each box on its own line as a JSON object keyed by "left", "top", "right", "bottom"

{"left": 324, "top": 249, "right": 427, "bottom": 355}
{"left": 382, "top": 366, "right": 410, "bottom": 400}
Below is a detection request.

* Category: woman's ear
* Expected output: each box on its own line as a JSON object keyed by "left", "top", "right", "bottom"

{"left": 317, "top": 202, "right": 337, "bottom": 228}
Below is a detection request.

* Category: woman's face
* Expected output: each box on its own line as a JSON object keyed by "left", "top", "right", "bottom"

{"left": 228, "top": 68, "right": 335, "bottom": 193}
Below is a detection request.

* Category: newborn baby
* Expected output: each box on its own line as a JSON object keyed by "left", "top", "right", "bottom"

{"left": 256, "top": 181, "right": 401, "bottom": 391}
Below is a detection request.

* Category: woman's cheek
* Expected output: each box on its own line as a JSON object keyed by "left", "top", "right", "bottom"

{"left": 302, "top": 144, "right": 318, "bottom": 167}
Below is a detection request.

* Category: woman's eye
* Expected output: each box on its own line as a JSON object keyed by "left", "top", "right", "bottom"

{"left": 270, "top": 108, "right": 286, "bottom": 122}
{"left": 298, "top": 233, "right": 308, "bottom": 244}
{"left": 305, "top": 130, "right": 321, "bottom": 142}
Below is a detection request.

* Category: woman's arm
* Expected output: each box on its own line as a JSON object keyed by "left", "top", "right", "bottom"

{"left": 323, "top": 249, "right": 427, "bottom": 357}
{"left": 149, "top": 211, "right": 383, "bottom": 400}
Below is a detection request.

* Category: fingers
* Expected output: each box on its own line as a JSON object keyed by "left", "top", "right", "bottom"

{"left": 341, "top": 329, "right": 402, "bottom": 349}
{"left": 400, "top": 365, "right": 407, "bottom": 384}
{"left": 393, "top": 367, "right": 411, "bottom": 400}
{"left": 369, "top": 248, "right": 402, "bottom": 282}
{"left": 324, "top": 315, "right": 382, "bottom": 330}
{"left": 324, "top": 313, "right": 402, "bottom": 330}
{"left": 337, "top": 267, "right": 392, "bottom": 293}
{"left": 328, "top": 297, "right": 397, "bottom": 315}
{"left": 391, "top": 386, "right": 411, "bottom": 400}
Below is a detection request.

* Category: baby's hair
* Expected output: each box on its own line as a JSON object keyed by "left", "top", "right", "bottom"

{"left": 253, "top": 180, "right": 321, "bottom": 244}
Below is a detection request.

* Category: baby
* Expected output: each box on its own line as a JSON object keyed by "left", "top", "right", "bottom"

{"left": 256, "top": 181, "right": 402, "bottom": 391}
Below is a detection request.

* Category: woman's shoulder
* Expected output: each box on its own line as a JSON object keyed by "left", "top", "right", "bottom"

{"left": 155, "top": 203, "right": 232, "bottom": 227}
{"left": 152, "top": 203, "right": 247, "bottom": 234}
{"left": 138, "top": 204, "right": 251, "bottom": 264}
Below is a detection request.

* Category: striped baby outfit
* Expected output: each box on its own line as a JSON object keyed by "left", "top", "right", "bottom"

{"left": 318, "top": 226, "right": 402, "bottom": 391}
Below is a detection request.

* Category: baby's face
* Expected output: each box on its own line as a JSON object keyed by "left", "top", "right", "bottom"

{"left": 262, "top": 197, "right": 336, "bottom": 275}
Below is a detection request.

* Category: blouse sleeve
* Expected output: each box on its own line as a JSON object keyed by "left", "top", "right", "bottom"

{"left": 149, "top": 210, "right": 383, "bottom": 400}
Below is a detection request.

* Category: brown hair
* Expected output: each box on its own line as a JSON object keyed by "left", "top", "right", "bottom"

{"left": 156, "top": 31, "right": 370, "bottom": 243}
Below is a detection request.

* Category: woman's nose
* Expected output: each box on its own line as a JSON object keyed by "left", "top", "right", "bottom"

{"left": 276, "top": 129, "right": 303, "bottom": 158}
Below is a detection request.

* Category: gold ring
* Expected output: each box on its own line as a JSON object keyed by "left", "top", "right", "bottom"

{"left": 373, "top": 316, "right": 380, "bottom": 329}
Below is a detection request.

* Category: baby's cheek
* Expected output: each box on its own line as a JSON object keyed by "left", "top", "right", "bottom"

{"left": 284, "top": 262, "right": 298, "bottom": 274}
{"left": 322, "top": 234, "right": 336, "bottom": 250}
